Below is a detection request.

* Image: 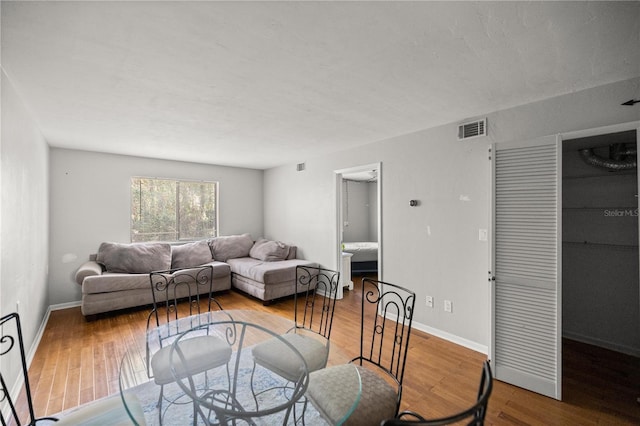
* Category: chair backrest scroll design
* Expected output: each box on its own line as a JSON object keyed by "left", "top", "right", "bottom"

{"left": 148, "top": 265, "right": 218, "bottom": 329}
{"left": 294, "top": 266, "right": 340, "bottom": 339}
{"left": 356, "top": 278, "right": 416, "bottom": 414}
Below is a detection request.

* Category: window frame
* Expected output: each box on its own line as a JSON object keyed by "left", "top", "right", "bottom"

{"left": 130, "top": 176, "right": 219, "bottom": 243}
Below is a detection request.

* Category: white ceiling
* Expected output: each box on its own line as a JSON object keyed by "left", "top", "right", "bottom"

{"left": 2, "top": 1, "right": 639, "bottom": 169}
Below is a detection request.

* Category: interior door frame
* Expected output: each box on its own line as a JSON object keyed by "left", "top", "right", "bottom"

{"left": 558, "top": 120, "right": 640, "bottom": 349}
{"left": 335, "top": 162, "right": 382, "bottom": 282}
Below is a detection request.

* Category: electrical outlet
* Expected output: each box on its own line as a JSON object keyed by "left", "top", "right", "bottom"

{"left": 16, "top": 301, "right": 20, "bottom": 314}
{"left": 426, "top": 296, "right": 433, "bottom": 308}
{"left": 444, "top": 300, "right": 452, "bottom": 313}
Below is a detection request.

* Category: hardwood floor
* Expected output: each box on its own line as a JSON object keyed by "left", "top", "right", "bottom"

{"left": 17, "top": 276, "right": 640, "bottom": 425}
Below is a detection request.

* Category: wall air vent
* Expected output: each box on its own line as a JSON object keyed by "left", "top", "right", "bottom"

{"left": 458, "top": 118, "right": 487, "bottom": 140}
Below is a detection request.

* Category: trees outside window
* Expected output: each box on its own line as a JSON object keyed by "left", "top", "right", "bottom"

{"left": 131, "top": 177, "right": 218, "bottom": 242}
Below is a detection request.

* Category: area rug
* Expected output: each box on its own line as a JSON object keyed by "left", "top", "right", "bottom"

{"left": 129, "top": 349, "right": 330, "bottom": 425}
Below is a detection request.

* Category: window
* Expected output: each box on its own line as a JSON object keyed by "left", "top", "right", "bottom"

{"left": 131, "top": 177, "right": 218, "bottom": 242}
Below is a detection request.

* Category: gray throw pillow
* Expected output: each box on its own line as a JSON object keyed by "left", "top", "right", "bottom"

{"left": 249, "top": 239, "right": 290, "bottom": 262}
{"left": 286, "top": 246, "right": 297, "bottom": 260}
{"left": 208, "top": 233, "right": 254, "bottom": 262}
{"left": 171, "top": 240, "right": 213, "bottom": 269}
{"left": 96, "top": 242, "right": 172, "bottom": 273}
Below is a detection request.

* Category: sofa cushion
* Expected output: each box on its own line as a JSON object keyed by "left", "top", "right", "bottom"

{"left": 96, "top": 242, "right": 172, "bottom": 273}
{"left": 83, "top": 272, "right": 150, "bottom": 294}
{"left": 249, "top": 239, "right": 290, "bottom": 262}
{"left": 227, "top": 257, "right": 316, "bottom": 285}
{"left": 82, "top": 261, "right": 230, "bottom": 294}
{"left": 208, "top": 234, "right": 254, "bottom": 262}
{"left": 171, "top": 240, "right": 213, "bottom": 269}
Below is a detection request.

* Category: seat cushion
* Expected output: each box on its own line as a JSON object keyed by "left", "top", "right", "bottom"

{"left": 82, "top": 261, "right": 230, "bottom": 294}
{"left": 151, "top": 335, "right": 232, "bottom": 385}
{"left": 83, "top": 272, "right": 150, "bottom": 294}
{"left": 227, "top": 258, "right": 316, "bottom": 285}
{"left": 307, "top": 364, "right": 398, "bottom": 426}
{"left": 252, "top": 332, "right": 329, "bottom": 381}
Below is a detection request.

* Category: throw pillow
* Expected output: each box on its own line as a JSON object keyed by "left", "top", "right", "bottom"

{"left": 286, "top": 245, "right": 297, "bottom": 260}
{"left": 171, "top": 240, "right": 213, "bottom": 269}
{"left": 96, "top": 242, "right": 172, "bottom": 273}
{"left": 208, "top": 233, "right": 254, "bottom": 262}
{"left": 249, "top": 239, "right": 290, "bottom": 262}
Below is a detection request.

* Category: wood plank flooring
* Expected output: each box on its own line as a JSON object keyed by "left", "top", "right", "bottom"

{"left": 16, "top": 276, "right": 640, "bottom": 425}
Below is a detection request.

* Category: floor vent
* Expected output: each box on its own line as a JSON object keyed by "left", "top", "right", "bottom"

{"left": 458, "top": 118, "right": 487, "bottom": 140}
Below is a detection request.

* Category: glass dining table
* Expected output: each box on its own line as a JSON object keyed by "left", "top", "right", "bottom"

{"left": 118, "top": 309, "right": 361, "bottom": 425}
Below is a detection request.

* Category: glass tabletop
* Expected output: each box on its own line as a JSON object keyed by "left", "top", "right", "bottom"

{"left": 171, "top": 319, "right": 308, "bottom": 424}
{"left": 119, "top": 309, "right": 362, "bottom": 425}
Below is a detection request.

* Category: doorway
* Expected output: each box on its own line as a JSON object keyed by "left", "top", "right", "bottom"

{"left": 562, "top": 129, "right": 639, "bottom": 355}
{"left": 561, "top": 129, "right": 640, "bottom": 404}
{"left": 335, "top": 163, "right": 382, "bottom": 290}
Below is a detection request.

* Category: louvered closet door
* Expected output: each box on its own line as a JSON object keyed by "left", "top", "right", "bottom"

{"left": 491, "top": 135, "right": 561, "bottom": 400}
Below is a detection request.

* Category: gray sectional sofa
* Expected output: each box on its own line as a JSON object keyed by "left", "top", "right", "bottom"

{"left": 75, "top": 234, "right": 317, "bottom": 318}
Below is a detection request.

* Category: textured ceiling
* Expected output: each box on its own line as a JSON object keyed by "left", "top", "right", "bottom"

{"left": 2, "top": 1, "right": 639, "bottom": 169}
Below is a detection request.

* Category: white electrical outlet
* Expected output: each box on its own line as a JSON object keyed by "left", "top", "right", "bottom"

{"left": 426, "top": 296, "right": 434, "bottom": 308}
{"left": 16, "top": 301, "right": 20, "bottom": 314}
{"left": 444, "top": 300, "right": 452, "bottom": 313}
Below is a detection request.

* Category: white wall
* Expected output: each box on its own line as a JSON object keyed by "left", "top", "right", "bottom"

{"left": 49, "top": 149, "right": 264, "bottom": 305}
{"left": 1, "top": 70, "right": 50, "bottom": 379}
{"left": 264, "top": 77, "right": 640, "bottom": 350}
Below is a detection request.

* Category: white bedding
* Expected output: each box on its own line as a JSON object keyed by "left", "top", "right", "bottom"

{"left": 343, "top": 242, "right": 378, "bottom": 263}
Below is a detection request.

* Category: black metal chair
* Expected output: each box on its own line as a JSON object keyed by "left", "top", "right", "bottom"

{"left": 252, "top": 265, "right": 341, "bottom": 381}
{"left": 147, "top": 265, "right": 232, "bottom": 424}
{"left": 306, "top": 277, "right": 416, "bottom": 425}
{"left": 1, "top": 312, "right": 147, "bottom": 425}
{"left": 381, "top": 361, "right": 493, "bottom": 426}
{"left": 0, "top": 312, "right": 59, "bottom": 425}
{"left": 250, "top": 266, "right": 340, "bottom": 421}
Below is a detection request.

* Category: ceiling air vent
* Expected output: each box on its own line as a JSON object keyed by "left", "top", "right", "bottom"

{"left": 458, "top": 118, "right": 487, "bottom": 140}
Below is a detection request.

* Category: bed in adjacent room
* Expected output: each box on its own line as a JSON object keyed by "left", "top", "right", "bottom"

{"left": 342, "top": 241, "right": 378, "bottom": 274}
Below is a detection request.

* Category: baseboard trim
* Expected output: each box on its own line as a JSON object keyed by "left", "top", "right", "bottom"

{"left": 382, "top": 312, "right": 488, "bottom": 355}
{"left": 563, "top": 331, "right": 640, "bottom": 358}
{"left": 412, "top": 320, "right": 488, "bottom": 355}
{"left": 50, "top": 300, "right": 82, "bottom": 311}
{"left": 27, "top": 306, "right": 52, "bottom": 365}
